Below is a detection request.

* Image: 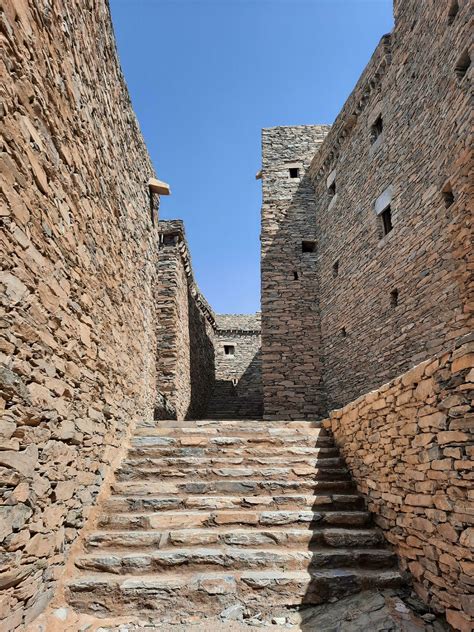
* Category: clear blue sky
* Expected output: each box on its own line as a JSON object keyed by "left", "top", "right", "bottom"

{"left": 110, "top": 0, "right": 393, "bottom": 314}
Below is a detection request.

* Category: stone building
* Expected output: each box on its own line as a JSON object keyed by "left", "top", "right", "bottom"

{"left": 259, "top": 0, "right": 472, "bottom": 417}
{"left": 155, "top": 220, "right": 262, "bottom": 421}
{"left": 0, "top": 0, "right": 472, "bottom": 630}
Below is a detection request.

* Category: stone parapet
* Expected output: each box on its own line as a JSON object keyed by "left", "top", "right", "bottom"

{"left": 323, "top": 337, "right": 474, "bottom": 631}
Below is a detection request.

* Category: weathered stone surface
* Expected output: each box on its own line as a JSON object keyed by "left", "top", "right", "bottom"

{"left": 326, "top": 343, "right": 473, "bottom": 629}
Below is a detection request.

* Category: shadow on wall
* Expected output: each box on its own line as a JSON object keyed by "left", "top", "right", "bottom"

{"left": 186, "top": 291, "right": 216, "bottom": 420}
{"left": 206, "top": 349, "right": 263, "bottom": 419}
{"left": 261, "top": 144, "right": 327, "bottom": 421}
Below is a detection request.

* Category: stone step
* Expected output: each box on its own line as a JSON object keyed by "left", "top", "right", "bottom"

{"left": 85, "top": 526, "right": 385, "bottom": 551}
{"left": 104, "top": 493, "right": 364, "bottom": 513}
{"left": 130, "top": 431, "right": 331, "bottom": 450}
{"left": 66, "top": 568, "right": 403, "bottom": 617}
{"left": 127, "top": 452, "right": 340, "bottom": 470}
{"left": 98, "top": 510, "right": 372, "bottom": 531}
{"left": 128, "top": 443, "right": 336, "bottom": 458}
{"left": 112, "top": 478, "right": 356, "bottom": 497}
{"left": 74, "top": 547, "right": 397, "bottom": 575}
{"left": 115, "top": 462, "right": 348, "bottom": 482}
{"left": 133, "top": 424, "right": 325, "bottom": 436}
{"left": 139, "top": 420, "right": 322, "bottom": 429}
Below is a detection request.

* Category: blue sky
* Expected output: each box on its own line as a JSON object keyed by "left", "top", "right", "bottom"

{"left": 110, "top": 0, "right": 393, "bottom": 314}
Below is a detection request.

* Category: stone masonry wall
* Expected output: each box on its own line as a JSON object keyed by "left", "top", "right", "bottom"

{"left": 207, "top": 314, "right": 262, "bottom": 419}
{"left": 260, "top": 0, "right": 472, "bottom": 417}
{"left": 0, "top": 1, "right": 159, "bottom": 629}
{"left": 260, "top": 126, "right": 329, "bottom": 420}
{"left": 155, "top": 221, "right": 216, "bottom": 421}
{"left": 308, "top": 0, "right": 472, "bottom": 410}
{"left": 324, "top": 336, "right": 474, "bottom": 632}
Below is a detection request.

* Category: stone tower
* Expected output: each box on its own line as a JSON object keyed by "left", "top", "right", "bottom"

{"left": 260, "top": 125, "right": 329, "bottom": 420}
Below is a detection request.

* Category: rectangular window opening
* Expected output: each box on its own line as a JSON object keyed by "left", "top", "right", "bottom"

{"left": 340, "top": 327, "right": 347, "bottom": 338}
{"left": 390, "top": 289, "right": 399, "bottom": 308}
{"left": 442, "top": 186, "right": 455, "bottom": 208}
{"left": 381, "top": 206, "right": 393, "bottom": 236}
{"left": 289, "top": 167, "right": 300, "bottom": 179}
{"left": 455, "top": 50, "right": 471, "bottom": 79}
{"left": 328, "top": 181, "right": 336, "bottom": 196}
{"left": 370, "top": 115, "right": 383, "bottom": 144}
{"left": 224, "top": 345, "right": 235, "bottom": 356}
{"left": 333, "top": 260, "right": 339, "bottom": 277}
{"left": 293, "top": 270, "right": 299, "bottom": 280}
{"left": 302, "top": 240, "right": 316, "bottom": 253}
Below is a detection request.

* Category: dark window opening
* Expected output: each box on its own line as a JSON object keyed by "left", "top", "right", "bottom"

{"left": 333, "top": 260, "right": 339, "bottom": 277}
{"left": 390, "top": 289, "right": 399, "bottom": 307}
{"left": 302, "top": 240, "right": 316, "bottom": 253}
{"left": 370, "top": 115, "right": 383, "bottom": 144}
{"left": 448, "top": 0, "right": 459, "bottom": 24}
{"left": 289, "top": 167, "right": 300, "bottom": 179}
{"left": 341, "top": 327, "right": 347, "bottom": 338}
{"left": 455, "top": 50, "right": 470, "bottom": 79}
{"left": 442, "top": 185, "right": 455, "bottom": 208}
{"left": 328, "top": 180, "right": 336, "bottom": 196}
{"left": 381, "top": 206, "right": 393, "bottom": 236}
{"left": 224, "top": 345, "right": 235, "bottom": 356}
{"left": 293, "top": 270, "right": 299, "bottom": 280}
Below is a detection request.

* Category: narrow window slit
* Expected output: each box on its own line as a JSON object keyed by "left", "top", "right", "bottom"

{"left": 340, "top": 327, "right": 347, "bottom": 338}
{"left": 390, "top": 289, "right": 399, "bottom": 307}
{"left": 442, "top": 184, "right": 455, "bottom": 208}
{"left": 370, "top": 115, "right": 383, "bottom": 144}
{"left": 455, "top": 50, "right": 470, "bottom": 79}
{"left": 293, "top": 271, "right": 299, "bottom": 280}
{"left": 448, "top": 0, "right": 459, "bottom": 24}
{"left": 381, "top": 205, "right": 393, "bottom": 236}
{"left": 333, "top": 260, "right": 339, "bottom": 277}
{"left": 328, "top": 181, "right": 336, "bottom": 196}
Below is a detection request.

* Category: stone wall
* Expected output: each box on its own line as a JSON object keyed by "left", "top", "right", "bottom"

{"left": 260, "top": 126, "right": 329, "bottom": 420}
{"left": 155, "top": 221, "right": 215, "bottom": 420}
{"left": 324, "top": 336, "right": 474, "bottom": 631}
{"left": 0, "top": 0, "right": 160, "bottom": 628}
{"left": 259, "top": 0, "right": 472, "bottom": 415}
{"left": 207, "top": 314, "right": 262, "bottom": 419}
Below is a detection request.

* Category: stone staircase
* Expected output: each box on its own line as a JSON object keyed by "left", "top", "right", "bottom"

{"left": 206, "top": 381, "right": 263, "bottom": 419}
{"left": 65, "top": 419, "right": 403, "bottom": 624}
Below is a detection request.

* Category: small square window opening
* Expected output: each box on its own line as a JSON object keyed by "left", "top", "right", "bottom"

{"left": 224, "top": 345, "right": 235, "bottom": 356}
{"left": 289, "top": 167, "right": 300, "bottom": 179}
{"left": 302, "top": 240, "right": 316, "bottom": 253}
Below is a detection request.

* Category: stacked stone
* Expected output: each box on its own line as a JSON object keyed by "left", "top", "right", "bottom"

{"left": 324, "top": 337, "right": 474, "bottom": 631}
{"left": 155, "top": 221, "right": 216, "bottom": 421}
{"left": 0, "top": 1, "right": 160, "bottom": 628}
{"left": 207, "top": 314, "right": 262, "bottom": 419}
{"left": 260, "top": 125, "right": 330, "bottom": 421}
{"left": 260, "top": 0, "right": 472, "bottom": 415}
{"left": 61, "top": 417, "right": 402, "bottom": 625}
